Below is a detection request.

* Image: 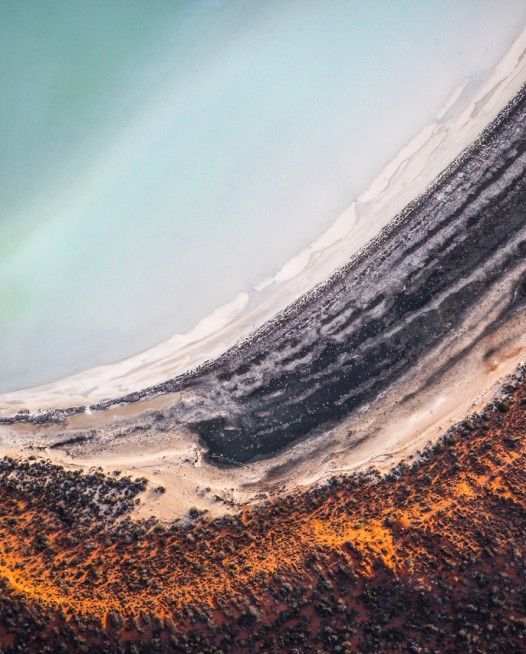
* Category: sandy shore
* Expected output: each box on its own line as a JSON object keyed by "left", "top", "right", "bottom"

{"left": 0, "top": 300, "right": 524, "bottom": 522}
{"left": 1, "top": 28, "right": 526, "bottom": 415}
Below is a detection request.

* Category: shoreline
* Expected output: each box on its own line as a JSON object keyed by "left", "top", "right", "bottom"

{"left": 1, "top": 313, "right": 524, "bottom": 522}
{"left": 1, "top": 27, "right": 526, "bottom": 416}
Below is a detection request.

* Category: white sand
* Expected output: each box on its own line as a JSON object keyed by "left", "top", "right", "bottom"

{"left": 1, "top": 28, "right": 526, "bottom": 416}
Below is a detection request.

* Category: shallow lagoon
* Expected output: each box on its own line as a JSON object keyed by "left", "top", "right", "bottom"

{"left": 1, "top": 0, "right": 526, "bottom": 393}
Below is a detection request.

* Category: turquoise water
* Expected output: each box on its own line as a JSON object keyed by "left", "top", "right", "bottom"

{"left": 1, "top": 0, "right": 525, "bottom": 392}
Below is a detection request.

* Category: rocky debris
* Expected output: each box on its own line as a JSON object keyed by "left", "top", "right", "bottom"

{"left": 0, "top": 405, "right": 86, "bottom": 425}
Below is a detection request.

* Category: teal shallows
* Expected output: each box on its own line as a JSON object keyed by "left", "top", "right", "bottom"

{"left": 0, "top": 0, "right": 525, "bottom": 392}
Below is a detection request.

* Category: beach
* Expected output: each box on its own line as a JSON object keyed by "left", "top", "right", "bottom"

{"left": 0, "top": 306, "right": 524, "bottom": 524}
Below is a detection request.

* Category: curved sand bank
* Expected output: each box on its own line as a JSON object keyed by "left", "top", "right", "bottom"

{"left": 1, "top": 28, "right": 526, "bottom": 416}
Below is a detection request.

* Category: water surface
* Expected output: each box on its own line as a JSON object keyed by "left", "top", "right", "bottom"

{"left": 1, "top": 0, "right": 525, "bottom": 392}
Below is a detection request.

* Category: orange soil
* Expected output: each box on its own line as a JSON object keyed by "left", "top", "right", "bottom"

{"left": 0, "top": 378, "right": 525, "bottom": 652}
